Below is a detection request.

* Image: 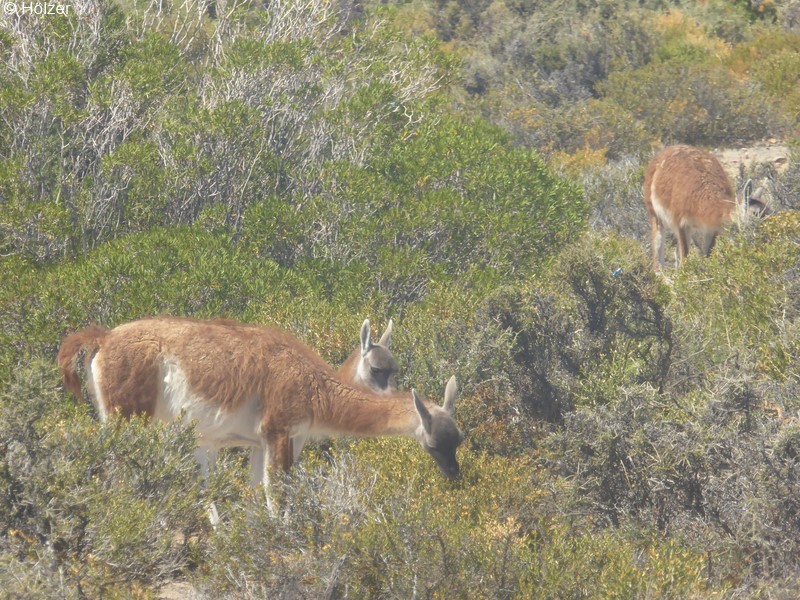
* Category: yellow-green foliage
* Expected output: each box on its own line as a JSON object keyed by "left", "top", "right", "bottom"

{"left": 728, "top": 31, "right": 800, "bottom": 129}
{"left": 653, "top": 9, "right": 732, "bottom": 63}
{"left": 672, "top": 211, "right": 800, "bottom": 377}
{"left": 0, "top": 361, "right": 209, "bottom": 598}
{"left": 3, "top": 0, "right": 800, "bottom": 597}
{"left": 202, "top": 439, "right": 714, "bottom": 598}
{"left": 534, "top": 233, "right": 672, "bottom": 410}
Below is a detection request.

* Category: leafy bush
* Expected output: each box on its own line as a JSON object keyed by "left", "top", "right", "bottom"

{"left": 728, "top": 30, "right": 800, "bottom": 131}
{"left": 599, "top": 58, "right": 789, "bottom": 146}
{"left": 548, "top": 373, "right": 800, "bottom": 592}
{"left": 0, "top": 360, "right": 210, "bottom": 597}
{"left": 671, "top": 210, "right": 800, "bottom": 381}
{"left": 302, "top": 116, "right": 586, "bottom": 287}
{"left": 0, "top": 0, "right": 449, "bottom": 260}
{"left": 476, "top": 234, "right": 672, "bottom": 423}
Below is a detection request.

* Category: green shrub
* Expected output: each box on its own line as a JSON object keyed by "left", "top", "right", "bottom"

{"left": 0, "top": 360, "right": 209, "bottom": 597}
{"left": 599, "top": 58, "right": 790, "bottom": 146}
{"left": 728, "top": 31, "right": 800, "bottom": 127}
{"left": 671, "top": 210, "right": 800, "bottom": 379}
{"left": 346, "top": 115, "right": 587, "bottom": 279}
{"left": 1, "top": 0, "right": 451, "bottom": 261}
{"left": 200, "top": 440, "right": 713, "bottom": 598}
{"left": 473, "top": 234, "right": 672, "bottom": 422}
{"left": 548, "top": 371, "right": 800, "bottom": 592}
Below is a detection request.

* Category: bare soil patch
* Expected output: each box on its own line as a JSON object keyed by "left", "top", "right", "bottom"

{"left": 159, "top": 581, "right": 198, "bottom": 600}
{"left": 714, "top": 141, "right": 792, "bottom": 180}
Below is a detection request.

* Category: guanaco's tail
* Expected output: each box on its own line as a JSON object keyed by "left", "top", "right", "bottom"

{"left": 57, "top": 325, "right": 110, "bottom": 401}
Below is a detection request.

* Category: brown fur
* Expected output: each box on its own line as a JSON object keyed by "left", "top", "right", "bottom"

{"left": 338, "top": 348, "right": 363, "bottom": 383}
{"left": 57, "top": 324, "right": 109, "bottom": 401}
{"left": 58, "top": 317, "right": 461, "bottom": 477}
{"left": 643, "top": 145, "right": 764, "bottom": 270}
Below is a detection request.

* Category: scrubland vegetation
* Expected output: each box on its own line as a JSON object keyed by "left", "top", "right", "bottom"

{"left": 2, "top": 0, "right": 800, "bottom": 597}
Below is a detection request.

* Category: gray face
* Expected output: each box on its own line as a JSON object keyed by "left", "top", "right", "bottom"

{"left": 747, "top": 199, "right": 771, "bottom": 218}
{"left": 421, "top": 413, "right": 464, "bottom": 480}
{"left": 413, "top": 376, "right": 461, "bottom": 479}
{"left": 363, "top": 346, "right": 398, "bottom": 392}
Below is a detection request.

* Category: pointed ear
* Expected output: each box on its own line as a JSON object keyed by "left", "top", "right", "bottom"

{"left": 413, "top": 389, "right": 432, "bottom": 434}
{"left": 378, "top": 318, "right": 393, "bottom": 348}
{"left": 360, "top": 319, "right": 372, "bottom": 357}
{"left": 442, "top": 375, "right": 457, "bottom": 415}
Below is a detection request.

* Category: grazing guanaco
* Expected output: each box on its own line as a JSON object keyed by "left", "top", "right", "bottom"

{"left": 643, "top": 144, "right": 769, "bottom": 270}
{"left": 58, "top": 318, "right": 462, "bottom": 497}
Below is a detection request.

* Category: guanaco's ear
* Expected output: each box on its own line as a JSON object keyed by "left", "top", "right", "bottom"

{"left": 413, "top": 389, "right": 433, "bottom": 434}
{"left": 378, "top": 319, "right": 393, "bottom": 348}
{"left": 360, "top": 319, "right": 373, "bottom": 357}
{"left": 442, "top": 375, "right": 457, "bottom": 416}
{"left": 748, "top": 184, "right": 771, "bottom": 217}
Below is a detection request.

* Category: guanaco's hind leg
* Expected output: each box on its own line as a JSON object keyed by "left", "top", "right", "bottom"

{"left": 651, "top": 215, "right": 666, "bottom": 271}
{"left": 697, "top": 230, "right": 718, "bottom": 257}
{"left": 676, "top": 225, "right": 691, "bottom": 266}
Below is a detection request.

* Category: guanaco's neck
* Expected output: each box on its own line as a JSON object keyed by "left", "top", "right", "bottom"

{"left": 316, "top": 376, "right": 420, "bottom": 438}
{"left": 336, "top": 348, "right": 360, "bottom": 380}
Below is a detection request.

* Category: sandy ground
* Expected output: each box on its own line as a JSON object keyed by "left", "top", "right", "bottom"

{"left": 159, "top": 581, "right": 198, "bottom": 600}
{"left": 714, "top": 140, "right": 792, "bottom": 180}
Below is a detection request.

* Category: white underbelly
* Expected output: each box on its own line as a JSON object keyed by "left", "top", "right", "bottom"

{"left": 651, "top": 193, "right": 676, "bottom": 231}
{"left": 88, "top": 354, "right": 108, "bottom": 421}
{"left": 157, "top": 357, "right": 264, "bottom": 450}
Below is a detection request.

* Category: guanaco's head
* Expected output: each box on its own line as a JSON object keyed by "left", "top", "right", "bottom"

{"left": 742, "top": 180, "right": 772, "bottom": 221}
{"left": 356, "top": 319, "right": 397, "bottom": 393}
{"left": 413, "top": 375, "right": 464, "bottom": 479}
